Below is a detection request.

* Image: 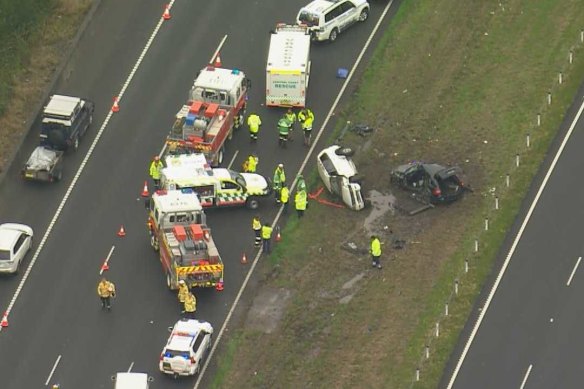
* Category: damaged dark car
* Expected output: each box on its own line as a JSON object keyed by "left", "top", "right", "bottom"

{"left": 390, "top": 162, "right": 467, "bottom": 204}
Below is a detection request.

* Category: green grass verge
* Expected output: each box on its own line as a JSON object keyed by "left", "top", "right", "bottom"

{"left": 213, "top": 0, "right": 584, "bottom": 388}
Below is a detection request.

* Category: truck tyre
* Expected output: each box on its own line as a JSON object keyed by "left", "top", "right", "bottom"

{"left": 329, "top": 28, "right": 339, "bottom": 42}
{"left": 246, "top": 196, "right": 259, "bottom": 210}
{"left": 166, "top": 272, "right": 177, "bottom": 290}
{"left": 359, "top": 8, "right": 369, "bottom": 22}
{"left": 335, "top": 147, "right": 354, "bottom": 157}
{"left": 217, "top": 148, "right": 224, "bottom": 166}
{"left": 53, "top": 170, "right": 63, "bottom": 182}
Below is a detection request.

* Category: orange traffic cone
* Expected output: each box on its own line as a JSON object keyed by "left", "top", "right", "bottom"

{"left": 1, "top": 311, "right": 8, "bottom": 328}
{"left": 141, "top": 181, "right": 149, "bottom": 197}
{"left": 215, "top": 278, "right": 224, "bottom": 291}
{"left": 241, "top": 252, "right": 248, "bottom": 264}
{"left": 117, "top": 225, "right": 126, "bottom": 237}
{"left": 111, "top": 96, "right": 120, "bottom": 113}
{"left": 275, "top": 228, "right": 282, "bottom": 242}
{"left": 162, "top": 4, "right": 171, "bottom": 20}
{"left": 101, "top": 261, "right": 109, "bottom": 272}
{"left": 214, "top": 53, "right": 222, "bottom": 68}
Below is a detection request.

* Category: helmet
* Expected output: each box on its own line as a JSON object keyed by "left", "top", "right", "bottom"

{"left": 179, "top": 280, "right": 185, "bottom": 285}
{"left": 278, "top": 163, "right": 284, "bottom": 168}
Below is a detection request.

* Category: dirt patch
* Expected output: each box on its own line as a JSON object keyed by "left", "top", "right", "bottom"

{"left": 244, "top": 287, "right": 292, "bottom": 334}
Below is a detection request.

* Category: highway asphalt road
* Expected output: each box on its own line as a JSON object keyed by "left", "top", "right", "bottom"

{"left": 0, "top": 0, "right": 396, "bottom": 387}
{"left": 443, "top": 81, "right": 584, "bottom": 389}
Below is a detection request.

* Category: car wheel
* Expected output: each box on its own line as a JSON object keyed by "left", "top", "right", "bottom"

{"left": 246, "top": 196, "right": 259, "bottom": 210}
{"left": 73, "top": 136, "right": 79, "bottom": 151}
{"left": 335, "top": 147, "right": 354, "bottom": 157}
{"left": 195, "top": 364, "right": 201, "bottom": 376}
{"left": 329, "top": 28, "right": 339, "bottom": 42}
{"left": 53, "top": 170, "right": 63, "bottom": 182}
{"left": 217, "top": 148, "right": 224, "bottom": 166}
{"left": 89, "top": 114, "right": 93, "bottom": 125}
{"left": 166, "top": 272, "right": 177, "bottom": 290}
{"left": 359, "top": 8, "right": 369, "bottom": 22}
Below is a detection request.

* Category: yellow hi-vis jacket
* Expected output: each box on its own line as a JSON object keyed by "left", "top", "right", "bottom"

{"left": 149, "top": 160, "right": 163, "bottom": 180}
{"left": 371, "top": 238, "right": 382, "bottom": 256}
{"left": 298, "top": 109, "right": 314, "bottom": 129}
{"left": 252, "top": 217, "right": 262, "bottom": 231}
{"left": 247, "top": 114, "right": 261, "bottom": 133}
{"left": 184, "top": 293, "right": 197, "bottom": 313}
{"left": 247, "top": 155, "right": 258, "bottom": 173}
{"left": 261, "top": 225, "right": 273, "bottom": 239}
{"left": 295, "top": 190, "right": 307, "bottom": 211}
{"left": 178, "top": 283, "right": 189, "bottom": 303}
{"left": 97, "top": 281, "right": 116, "bottom": 298}
{"left": 280, "top": 186, "right": 289, "bottom": 203}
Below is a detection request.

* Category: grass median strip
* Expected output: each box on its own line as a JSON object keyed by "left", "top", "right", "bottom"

{"left": 213, "top": 0, "right": 584, "bottom": 388}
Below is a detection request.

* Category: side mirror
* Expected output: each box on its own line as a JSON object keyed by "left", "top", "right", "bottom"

{"left": 148, "top": 376, "right": 155, "bottom": 382}
{"left": 168, "top": 326, "right": 173, "bottom": 332}
{"left": 111, "top": 375, "right": 117, "bottom": 382}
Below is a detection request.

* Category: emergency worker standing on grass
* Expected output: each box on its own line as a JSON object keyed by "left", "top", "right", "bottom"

{"left": 149, "top": 156, "right": 164, "bottom": 189}
{"left": 252, "top": 215, "right": 262, "bottom": 247}
{"left": 261, "top": 223, "right": 273, "bottom": 254}
{"left": 273, "top": 164, "right": 286, "bottom": 204}
{"left": 295, "top": 189, "right": 307, "bottom": 218}
{"left": 280, "top": 184, "right": 290, "bottom": 214}
{"left": 370, "top": 235, "right": 382, "bottom": 269}
{"left": 243, "top": 154, "right": 259, "bottom": 173}
{"left": 247, "top": 112, "right": 261, "bottom": 141}
{"left": 183, "top": 292, "right": 197, "bottom": 319}
{"left": 97, "top": 277, "right": 116, "bottom": 311}
{"left": 296, "top": 174, "right": 307, "bottom": 192}
{"left": 298, "top": 107, "right": 314, "bottom": 146}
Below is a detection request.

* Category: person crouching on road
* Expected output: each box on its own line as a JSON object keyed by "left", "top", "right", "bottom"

{"left": 97, "top": 277, "right": 116, "bottom": 310}
{"left": 261, "top": 223, "right": 273, "bottom": 255}
{"left": 149, "top": 155, "right": 164, "bottom": 189}
{"left": 183, "top": 292, "right": 197, "bottom": 319}
{"left": 252, "top": 215, "right": 262, "bottom": 247}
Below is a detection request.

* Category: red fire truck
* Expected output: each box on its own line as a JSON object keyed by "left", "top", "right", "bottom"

{"left": 166, "top": 65, "right": 250, "bottom": 166}
{"left": 147, "top": 190, "right": 223, "bottom": 290}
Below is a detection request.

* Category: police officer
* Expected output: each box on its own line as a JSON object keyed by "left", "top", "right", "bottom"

{"left": 295, "top": 189, "right": 307, "bottom": 218}
{"left": 273, "top": 164, "right": 286, "bottom": 204}
{"left": 261, "top": 223, "right": 273, "bottom": 254}
{"left": 183, "top": 292, "right": 197, "bottom": 319}
{"left": 247, "top": 112, "right": 262, "bottom": 141}
{"left": 298, "top": 107, "right": 315, "bottom": 146}
{"left": 280, "top": 184, "right": 290, "bottom": 214}
{"left": 252, "top": 215, "right": 262, "bottom": 247}
{"left": 97, "top": 277, "right": 116, "bottom": 311}
{"left": 370, "top": 235, "right": 382, "bottom": 269}
{"left": 149, "top": 155, "right": 164, "bottom": 189}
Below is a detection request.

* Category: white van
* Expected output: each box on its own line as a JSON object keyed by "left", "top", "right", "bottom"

{"left": 266, "top": 24, "right": 311, "bottom": 107}
{"left": 296, "top": 0, "right": 370, "bottom": 42}
{"left": 112, "top": 372, "right": 152, "bottom": 389}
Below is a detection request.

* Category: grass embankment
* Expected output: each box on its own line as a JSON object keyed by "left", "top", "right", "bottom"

{"left": 0, "top": 0, "right": 91, "bottom": 173}
{"left": 212, "top": 1, "right": 584, "bottom": 388}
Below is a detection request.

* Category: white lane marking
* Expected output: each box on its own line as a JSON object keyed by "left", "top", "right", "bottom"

{"left": 210, "top": 35, "right": 228, "bottom": 64}
{"left": 0, "top": 1, "right": 177, "bottom": 333}
{"left": 157, "top": 36, "right": 229, "bottom": 160}
{"left": 193, "top": 1, "right": 396, "bottom": 387}
{"left": 44, "top": 355, "right": 62, "bottom": 386}
{"left": 519, "top": 364, "right": 533, "bottom": 389}
{"left": 99, "top": 245, "right": 116, "bottom": 275}
{"left": 566, "top": 256, "right": 581, "bottom": 286}
{"left": 127, "top": 362, "right": 134, "bottom": 373}
{"left": 447, "top": 99, "right": 584, "bottom": 386}
{"left": 227, "top": 150, "right": 239, "bottom": 169}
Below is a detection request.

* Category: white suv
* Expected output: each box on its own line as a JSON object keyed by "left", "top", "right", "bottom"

{"left": 296, "top": 0, "right": 370, "bottom": 42}
{"left": 159, "top": 319, "right": 213, "bottom": 377}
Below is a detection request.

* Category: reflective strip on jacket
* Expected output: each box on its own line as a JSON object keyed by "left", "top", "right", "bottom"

{"left": 252, "top": 218, "right": 262, "bottom": 231}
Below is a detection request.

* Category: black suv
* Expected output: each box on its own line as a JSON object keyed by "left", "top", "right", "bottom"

{"left": 40, "top": 95, "right": 94, "bottom": 151}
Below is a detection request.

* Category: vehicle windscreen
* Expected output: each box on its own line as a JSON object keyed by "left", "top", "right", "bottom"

{"left": 0, "top": 250, "right": 10, "bottom": 261}
{"left": 298, "top": 10, "right": 319, "bottom": 27}
{"left": 229, "top": 170, "right": 247, "bottom": 189}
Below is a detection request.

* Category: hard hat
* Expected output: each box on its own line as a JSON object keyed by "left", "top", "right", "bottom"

{"left": 179, "top": 280, "right": 185, "bottom": 285}
{"left": 278, "top": 163, "right": 283, "bottom": 168}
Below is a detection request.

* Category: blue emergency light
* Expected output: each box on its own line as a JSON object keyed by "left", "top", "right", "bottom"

{"left": 185, "top": 112, "right": 197, "bottom": 126}
{"left": 181, "top": 188, "right": 194, "bottom": 194}
{"left": 231, "top": 69, "right": 240, "bottom": 75}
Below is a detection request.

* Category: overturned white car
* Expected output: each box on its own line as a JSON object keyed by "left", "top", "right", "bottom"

{"left": 316, "top": 145, "right": 365, "bottom": 211}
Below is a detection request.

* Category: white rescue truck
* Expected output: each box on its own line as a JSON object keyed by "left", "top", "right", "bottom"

{"left": 160, "top": 154, "right": 271, "bottom": 210}
{"left": 266, "top": 24, "right": 311, "bottom": 107}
